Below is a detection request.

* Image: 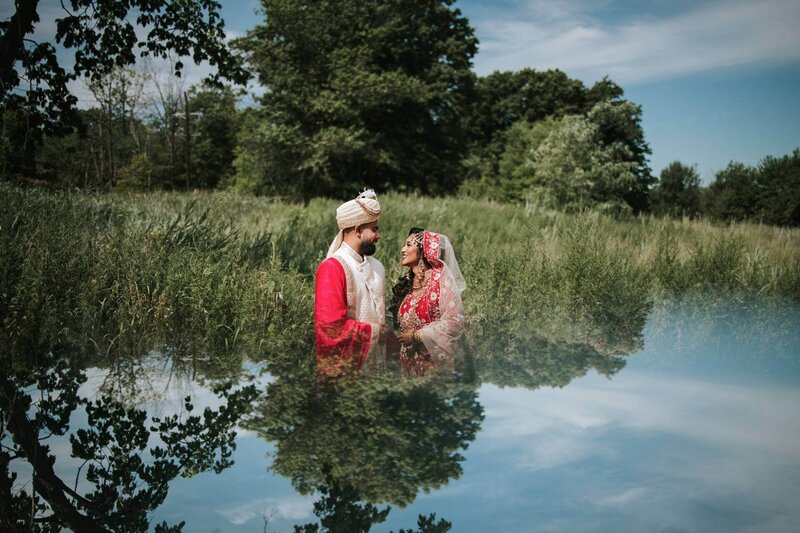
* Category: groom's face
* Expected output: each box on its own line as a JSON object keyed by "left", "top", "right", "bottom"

{"left": 358, "top": 222, "right": 380, "bottom": 256}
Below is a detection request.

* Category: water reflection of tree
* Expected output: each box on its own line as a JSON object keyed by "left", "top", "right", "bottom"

{"left": 88, "top": 342, "right": 255, "bottom": 407}
{"left": 244, "top": 368, "right": 478, "bottom": 532}
{"left": 248, "top": 372, "right": 483, "bottom": 509}
{"left": 0, "top": 352, "right": 256, "bottom": 532}
{"left": 291, "top": 467, "right": 452, "bottom": 533}
{"left": 469, "top": 307, "right": 647, "bottom": 390}
{"left": 473, "top": 337, "right": 629, "bottom": 389}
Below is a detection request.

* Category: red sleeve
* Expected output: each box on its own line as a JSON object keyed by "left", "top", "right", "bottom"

{"left": 314, "top": 258, "right": 372, "bottom": 374}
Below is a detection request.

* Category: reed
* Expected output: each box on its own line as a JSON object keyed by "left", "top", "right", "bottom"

{"left": 0, "top": 186, "right": 312, "bottom": 368}
{"left": 2, "top": 184, "right": 798, "bottom": 364}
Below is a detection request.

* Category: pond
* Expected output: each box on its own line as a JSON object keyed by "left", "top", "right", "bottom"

{"left": 5, "top": 294, "right": 800, "bottom": 532}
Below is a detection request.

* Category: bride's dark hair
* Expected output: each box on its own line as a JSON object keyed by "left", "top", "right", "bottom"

{"left": 389, "top": 227, "right": 427, "bottom": 327}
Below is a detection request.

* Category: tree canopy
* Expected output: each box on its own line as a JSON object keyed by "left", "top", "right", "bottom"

{"left": 0, "top": 0, "right": 247, "bottom": 133}
{"left": 232, "top": 0, "right": 478, "bottom": 199}
{"left": 704, "top": 149, "right": 800, "bottom": 226}
{"left": 652, "top": 161, "right": 701, "bottom": 218}
{"left": 471, "top": 100, "right": 650, "bottom": 213}
{"left": 249, "top": 373, "right": 483, "bottom": 507}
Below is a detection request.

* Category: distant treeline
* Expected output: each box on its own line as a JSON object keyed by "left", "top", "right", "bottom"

{"left": 650, "top": 154, "right": 800, "bottom": 227}
{"left": 1, "top": 0, "right": 798, "bottom": 227}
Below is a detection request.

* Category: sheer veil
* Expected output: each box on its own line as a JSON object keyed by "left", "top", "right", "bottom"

{"left": 439, "top": 234, "right": 466, "bottom": 297}
{"left": 418, "top": 232, "right": 466, "bottom": 362}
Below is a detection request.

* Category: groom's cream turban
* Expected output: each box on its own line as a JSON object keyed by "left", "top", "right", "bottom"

{"left": 326, "top": 189, "right": 381, "bottom": 257}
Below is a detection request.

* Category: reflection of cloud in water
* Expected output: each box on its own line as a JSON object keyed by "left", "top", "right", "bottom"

{"left": 216, "top": 495, "right": 314, "bottom": 525}
{"left": 482, "top": 371, "right": 800, "bottom": 464}
{"left": 78, "top": 361, "right": 270, "bottom": 420}
{"left": 596, "top": 486, "right": 650, "bottom": 507}
{"left": 469, "top": 369, "right": 800, "bottom": 530}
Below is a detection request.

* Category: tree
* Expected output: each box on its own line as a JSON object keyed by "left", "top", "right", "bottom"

{"left": 472, "top": 116, "right": 555, "bottom": 202}
{"left": 34, "top": 110, "right": 96, "bottom": 186}
{"left": 702, "top": 149, "right": 800, "bottom": 227}
{"left": 489, "top": 103, "right": 643, "bottom": 212}
{"left": 704, "top": 161, "right": 760, "bottom": 222}
{"left": 86, "top": 67, "right": 149, "bottom": 187}
{"left": 535, "top": 109, "right": 639, "bottom": 213}
{"left": 292, "top": 469, "right": 391, "bottom": 533}
{"left": 756, "top": 148, "right": 800, "bottom": 227}
{"left": 462, "top": 72, "right": 629, "bottom": 168}
{"left": 1, "top": 0, "right": 248, "bottom": 180}
{"left": 292, "top": 470, "right": 452, "bottom": 533}
{"left": 233, "top": 0, "right": 478, "bottom": 199}
{"left": 148, "top": 57, "right": 188, "bottom": 185}
{"left": 460, "top": 71, "right": 652, "bottom": 209}
{"left": 587, "top": 100, "right": 653, "bottom": 212}
{"left": 249, "top": 373, "right": 483, "bottom": 507}
{"left": 1, "top": 104, "right": 41, "bottom": 179}
{"left": 187, "top": 85, "right": 241, "bottom": 188}
{"left": 651, "top": 161, "right": 701, "bottom": 218}
{"left": 463, "top": 68, "right": 590, "bottom": 170}
{"left": 1, "top": 0, "right": 247, "bottom": 124}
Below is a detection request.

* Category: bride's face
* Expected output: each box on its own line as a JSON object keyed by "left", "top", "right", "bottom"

{"left": 401, "top": 236, "right": 419, "bottom": 268}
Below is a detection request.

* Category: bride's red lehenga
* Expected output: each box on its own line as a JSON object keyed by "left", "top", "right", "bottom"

{"left": 398, "top": 231, "right": 466, "bottom": 376}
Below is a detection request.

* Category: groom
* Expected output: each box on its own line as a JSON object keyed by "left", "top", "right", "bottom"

{"left": 314, "top": 190, "right": 386, "bottom": 375}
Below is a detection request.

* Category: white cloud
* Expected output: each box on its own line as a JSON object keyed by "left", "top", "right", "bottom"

{"left": 516, "top": 432, "right": 596, "bottom": 471}
{"left": 473, "top": 0, "right": 800, "bottom": 83}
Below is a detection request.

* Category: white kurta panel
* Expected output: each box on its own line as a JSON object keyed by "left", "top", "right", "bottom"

{"left": 333, "top": 243, "right": 386, "bottom": 368}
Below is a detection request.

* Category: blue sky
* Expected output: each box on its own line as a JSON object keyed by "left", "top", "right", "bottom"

{"left": 448, "top": 0, "right": 800, "bottom": 182}
{"left": 5, "top": 0, "right": 799, "bottom": 183}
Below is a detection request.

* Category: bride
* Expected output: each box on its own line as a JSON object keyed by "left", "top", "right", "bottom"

{"left": 390, "top": 228, "right": 466, "bottom": 376}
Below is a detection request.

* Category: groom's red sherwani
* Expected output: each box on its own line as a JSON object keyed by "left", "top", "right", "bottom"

{"left": 314, "top": 257, "right": 373, "bottom": 374}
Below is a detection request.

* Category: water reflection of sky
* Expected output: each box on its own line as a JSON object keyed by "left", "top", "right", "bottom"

{"left": 380, "top": 372, "right": 800, "bottom": 532}
{"left": 146, "top": 359, "right": 800, "bottom": 531}
{"left": 12, "top": 297, "right": 799, "bottom": 532}
{"left": 169, "top": 298, "right": 800, "bottom": 532}
{"left": 380, "top": 299, "right": 800, "bottom": 532}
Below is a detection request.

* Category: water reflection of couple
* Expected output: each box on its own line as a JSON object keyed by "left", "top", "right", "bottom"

{"left": 314, "top": 190, "right": 466, "bottom": 376}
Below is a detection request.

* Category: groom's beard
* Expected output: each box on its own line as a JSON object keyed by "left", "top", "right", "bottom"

{"left": 361, "top": 241, "right": 377, "bottom": 256}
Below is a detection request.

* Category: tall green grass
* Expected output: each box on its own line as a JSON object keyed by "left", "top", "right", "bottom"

{"left": 2, "top": 184, "right": 798, "bottom": 369}
{"left": 0, "top": 186, "right": 312, "bottom": 371}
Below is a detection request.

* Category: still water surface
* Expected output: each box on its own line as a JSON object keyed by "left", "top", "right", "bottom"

{"left": 12, "top": 295, "right": 800, "bottom": 531}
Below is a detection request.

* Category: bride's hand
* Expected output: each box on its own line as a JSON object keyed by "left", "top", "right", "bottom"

{"left": 397, "top": 329, "right": 417, "bottom": 345}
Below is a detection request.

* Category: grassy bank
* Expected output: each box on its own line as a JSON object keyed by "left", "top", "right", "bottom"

{"left": 2, "top": 184, "right": 798, "bottom": 366}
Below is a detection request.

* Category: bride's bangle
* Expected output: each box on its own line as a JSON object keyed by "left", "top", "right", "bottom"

{"left": 413, "top": 330, "right": 421, "bottom": 344}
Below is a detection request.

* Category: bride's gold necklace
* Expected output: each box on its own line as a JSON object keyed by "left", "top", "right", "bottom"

{"left": 412, "top": 270, "right": 429, "bottom": 292}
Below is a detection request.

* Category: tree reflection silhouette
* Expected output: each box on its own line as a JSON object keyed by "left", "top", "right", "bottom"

{"left": 472, "top": 336, "right": 631, "bottom": 390}
{"left": 249, "top": 371, "right": 484, "bottom": 508}
{"left": 468, "top": 309, "right": 646, "bottom": 390}
{"left": 1, "top": 352, "right": 256, "bottom": 532}
{"left": 291, "top": 466, "right": 452, "bottom": 532}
